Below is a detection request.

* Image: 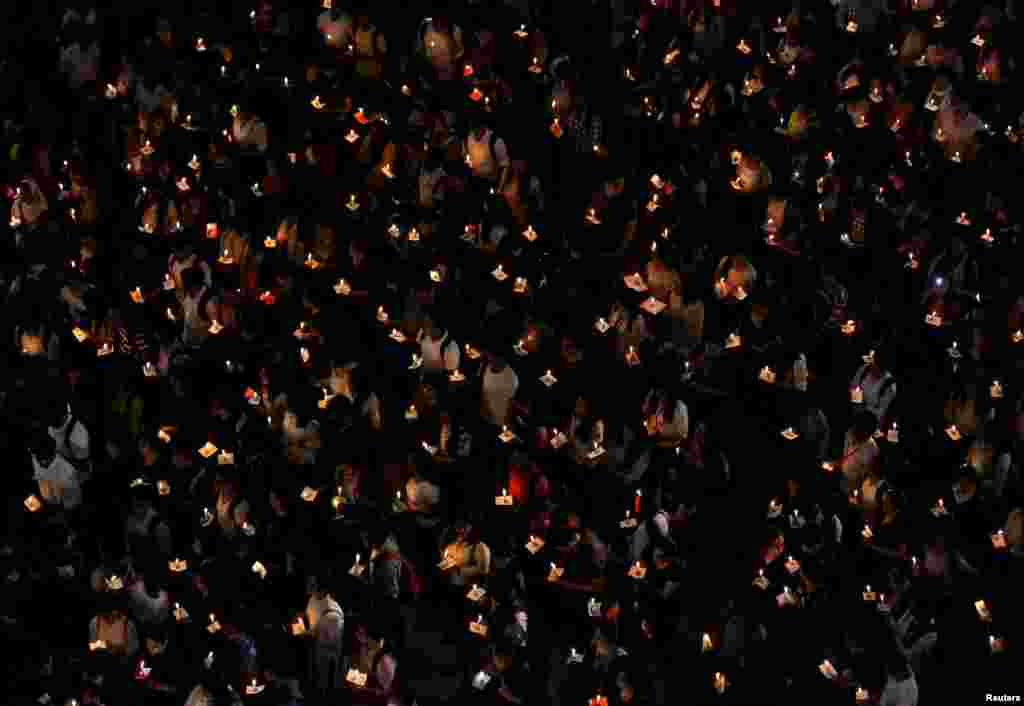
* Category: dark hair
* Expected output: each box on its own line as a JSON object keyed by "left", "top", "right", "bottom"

{"left": 30, "top": 433, "right": 56, "bottom": 458}
{"left": 181, "top": 267, "right": 204, "bottom": 294}
{"left": 850, "top": 411, "right": 877, "bottom": 443}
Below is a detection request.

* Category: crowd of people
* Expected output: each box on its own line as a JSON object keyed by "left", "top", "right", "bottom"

{"left": 2, "top": 0, "right": 1023, "bottom": 704}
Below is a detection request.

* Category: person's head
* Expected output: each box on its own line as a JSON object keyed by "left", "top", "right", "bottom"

{"left": 603, "top": 174, "right": 626, "bottom": 199}
{"left": 16, "top": 179, "right": 35, "bottom": 202}
{"left": 130, "top": 483, "right": 155, "bottom": 513}
{"left": 144, "top": 621, "right": 169, "bottom": 654}
{"left": 953, "top": 466, "right": 978, "bottom": 503}
{"left": 652, "top": 511, "right": 670, "bottom": 538}
{"left": 215, "top": 474, "right": 240, "bottom": 500}
{"left": 49, "top": 402, "right": 71, "bottom": 429}
{"left": 849, "top": 410, "right": 877, "bottom": 445}
{"left": 30, "top": 435, "right": 57, "bottom": 467}
{"left": 174, "top": 240, "right": 194, "bottom": 261}
{"left": 80, "top": 236, "right": 98, "bottom": 259}
{"left": 591, "top": 631, "right": 612, "bottom": 658}
{"left": 467, "top": 113, "right": 490, "bottom": 138}
{"left": 714, "top": 255, "right": 757, "bottom": 299}
{"left": 181, "top": 266, "right": 204, "bottom": 296}
{"left": 454, "top": 519, "right": 477, "bottom": 544}
{"left": 560, "top": 335, "right": 581, "bottom": 365}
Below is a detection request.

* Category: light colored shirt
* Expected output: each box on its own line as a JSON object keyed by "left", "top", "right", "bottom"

{"left": 420, "top": 332, "right": 459, "bottom": 372}
{"left": 48, "top": 413, "right": 90, "bottom": 461}
{"left": 306, "top": 593, "right": 343, "bottom": 633}
{"left": 32, "top": 454, "right": 81, "bottom": 509}
{"left": 481, "top": 366, "right": 519, "bottom": 426}
{"left": 879, "top": 673, "right": 919, "bottom": 706}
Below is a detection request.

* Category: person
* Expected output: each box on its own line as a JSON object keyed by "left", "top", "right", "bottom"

{"left": 480, "top": 356, "right": 519, "bottom": 428}
{"left": 29, "top": 434, "right": 83, "bottom": 512}
{"left": 850, "top": 348, "right": 898, "bottom": 425}
{"left": 440, "top": 519, "right": 492, "bottom": 589}
{"left": 88, "top": 604, "right": 140, "bottom": 657}
{"left": 838, "top": 410, "right": 881, "bottom": 495}
{"left": 347, "top": 625, "right": 399, "bottom": 705}
{"left": 47, "top": 402, "right": 90, "bottom": 466}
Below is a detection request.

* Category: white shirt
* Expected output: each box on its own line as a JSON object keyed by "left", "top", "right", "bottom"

{"left": 306, "top": 593, "right": 343, "bottom": 632}
{"left": 420, "top": 332, "right": 459, "bottom": 372}
{"left": 879, "top": 673, "right": 919, "bottom": 706}
{"left": 481, "top": 366, "right": 519, "bottom": 426}
{"left": 48, "top": 412, "right": 90, "bottom": 461}
{"left": 32, "top": 454, "right": 81, "bottom": 509}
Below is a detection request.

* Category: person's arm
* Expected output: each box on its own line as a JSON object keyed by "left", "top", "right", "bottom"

{"left": 155, "top": 521, "right": 173, "bottom": 555}
{"left": 233, "top": 499, "right": 251, "bottom": 528}
{"left": 368, "top": 653, "right": 396, "bottom": 696}
{"left": 494, "top": 138, "right": 511, "bottom": 192}
{"left": 877, "top": 381, "right": 897, "bottom": 420}
{"left": 69, "top": 422, "right": 90, "bottom": 461}
{"left": 659, "top": 401, "right": 689, "bottom": 446}
{"left": 125, "top": 618, "right": 140, "bottom": 656}
{"left": 199, "top": 260, "right": 213, "bottom": 288}
{"left": 364, "top": 393, "right": 382, "bottom": 430}
{"left": 460, "top": 543, "right": 491, "bottom": 579}
{"left": 443, "top": 340, "right": 460, "bottom": 371}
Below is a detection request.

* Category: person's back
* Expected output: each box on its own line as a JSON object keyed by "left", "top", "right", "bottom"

{"left": 307, "top": 591, "right": 345, "bottom": 692}
{"left": 30, "top": 436, "right": 81, "bottom": 510}
{"left": 481, "top": 359, "right": 518, "bottom": 427}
